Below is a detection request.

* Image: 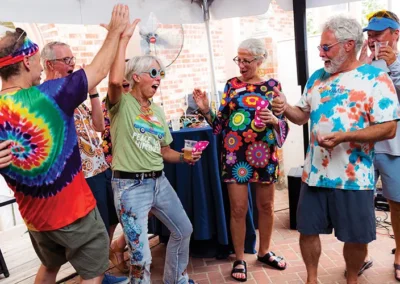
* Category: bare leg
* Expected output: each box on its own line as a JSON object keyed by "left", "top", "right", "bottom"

{"left": 256, "top": 183, "right": 285, "bottom": 268}
{"left": 34, "top": 265, "right": 60, "bottom": 284}
{"left": 344, "top": 243, "right": 367, "bottom": 284}
{"left": 81, "top": 275, "right": 104, "bottom": 284}
{"left": 300, "top": 234, "right": 321, "bottom": 284}
{"left": 228, "top": 183, "right": 248, "bottom": 280}
{"left": 389, "top": 199, "right": 400, "bottom": 279}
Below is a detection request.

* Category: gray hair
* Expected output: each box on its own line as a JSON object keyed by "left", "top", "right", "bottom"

{"left": 322, "top": 15, "right": 364, "bottom": 54}
{"left": 41, "top": 41, "right": 70, "bottom": 70}
{"left": 238, "top": 38, "right": 268, "bottom": 62}
{"left": 125, "top": 55, "right": 165, "bottom": 88}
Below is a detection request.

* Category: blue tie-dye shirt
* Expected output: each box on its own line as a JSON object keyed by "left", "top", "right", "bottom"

{"left": 297, "top": 64, "right": 400, "bottom": 190}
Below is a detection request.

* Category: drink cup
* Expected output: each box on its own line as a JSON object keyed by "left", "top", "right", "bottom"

{"left": 183, "top": 140, "right": 197, "bottom": 160}
{"left": 171, "top": 117, "right": 180, "bottom": 131}
{"left": 374, "top": 41, "right": 389, "bottom": 60}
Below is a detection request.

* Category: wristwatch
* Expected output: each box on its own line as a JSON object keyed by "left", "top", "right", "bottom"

{"left": 89, "top": 93, "right": 99, "bottom": 99}
{"left": 179, "top": 153, "right": 184, "bottom": 163}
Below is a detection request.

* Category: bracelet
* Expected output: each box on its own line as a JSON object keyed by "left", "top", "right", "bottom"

{"left": 89, "top": 93, "right": 99, "bottom": 99}
{"left": 179, "top": 153, "right": 184, "bottom": 163}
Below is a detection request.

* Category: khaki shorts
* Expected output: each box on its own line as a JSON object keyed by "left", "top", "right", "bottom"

{"left": 29, "top": 207, "right": 109, "bottom": 280}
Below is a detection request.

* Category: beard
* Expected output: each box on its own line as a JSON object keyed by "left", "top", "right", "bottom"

{"left": 323, "top": 47, "right": 348, "bottom": 74}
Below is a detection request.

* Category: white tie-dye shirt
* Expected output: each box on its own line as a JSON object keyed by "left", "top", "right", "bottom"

{"left": 297, "top": 64, "right": 400, "bottom": 190}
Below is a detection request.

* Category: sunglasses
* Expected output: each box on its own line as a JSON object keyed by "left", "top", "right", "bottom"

{"left": 51, "top": 56, "right": 76, "bottom": 66}
{"left": 317, "top": 41, "right": 341, "bottom": 52}
{"left": 367, "top": 10, "right": 398, "bottom": 22}
{"left": 142, "top": 68, "right": 165, "bottom": 79}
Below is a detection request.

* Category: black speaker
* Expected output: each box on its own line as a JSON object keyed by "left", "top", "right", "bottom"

{"left": 375, "top": 188, "right": 389, "bottom": 211}
{"left": 287, "top": 167, "right": 303, "bottom": 230}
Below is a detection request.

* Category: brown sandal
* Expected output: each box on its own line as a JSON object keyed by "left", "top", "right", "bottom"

{"left": 109, "top": 246, "right": 129, "bottom": 273}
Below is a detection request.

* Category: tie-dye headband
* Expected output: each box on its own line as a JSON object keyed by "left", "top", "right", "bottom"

{"left": 0, "top": 37, "right": 39, "bottom": 68}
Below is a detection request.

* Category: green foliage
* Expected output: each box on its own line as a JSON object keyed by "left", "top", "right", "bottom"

{"left": 361, "top": 0, "right": 386, "bottom": 27}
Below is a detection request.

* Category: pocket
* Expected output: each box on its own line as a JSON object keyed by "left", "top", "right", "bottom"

{"left": 112, "top": 178, "right": 143, "bottom": 193}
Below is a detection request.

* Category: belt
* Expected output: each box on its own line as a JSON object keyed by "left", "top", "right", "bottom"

{"left": 112, "top": 170, "right": 162, "bottom": 180}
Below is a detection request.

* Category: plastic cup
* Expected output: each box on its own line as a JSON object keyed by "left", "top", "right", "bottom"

{"left": 374, "top": 41, "right": 389, "bottom": 60}
{"left": 183, "top": 140, "right": 197, "bottom": 159}
{"left": 171, "top": 117, "right": 180, "bottom": 131}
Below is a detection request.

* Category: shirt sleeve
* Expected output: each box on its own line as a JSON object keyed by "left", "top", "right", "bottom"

{"left": 210, "top": 80, "right": 232, "bottom": 134}
{"left": 37, "top": 69, "right": 88, "bottom": 116}
{"left": 388, "top": 57, "right": 400, "bottom": 99}
{"left": 159, "top": 108, "right": 173, "bottom": 147}
{"left": 369, "top": 72, "right": 400, "bottom": 124}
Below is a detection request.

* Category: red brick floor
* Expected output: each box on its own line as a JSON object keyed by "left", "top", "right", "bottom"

{"left": 67, "top": 189, "right": 398, "bottom": 283}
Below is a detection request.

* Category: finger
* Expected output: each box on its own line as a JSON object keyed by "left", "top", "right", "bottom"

{"left": 0, "top": 161, "right": 11, "bottom": 168}
{"left": 0, "top": 154, "right": 12, "bottom": 165}
{"left": 273, "top": 86, "right": 282, "bottom": 95}
{"left": 131, "top": 19, "right": 140, "bottom": 29}
{"left": 0, "top": 140, "right": 12, "bottom": 149}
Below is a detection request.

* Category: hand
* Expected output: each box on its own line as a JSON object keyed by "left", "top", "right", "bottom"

{"left": 271, "top": 86, "right": 287, "bottom": 116}
{"left": 0, "top": 140, "right": 12, "bottom": 169}
{"left": 258, "top": 108, "right": 278, "bottom": 126}
{"left": 192, "top": 88, "right": 210, "bottom": 113}
{"left": 359, "top": 40, "right": 374, "bottom": 64}
{"left": 317, "top": 132, "right": 345, "bottom": 150}
{"left": 101, "top": 4, "right": 129, "bottom": 35}
{"left": 182, "top": 149, "right": 202, "bottom": 165}
{"left": 377, "top": 46, "right": 397, "bottom": 66}
{"left": 121, "top": 19, "right": 141, "bottom": 39}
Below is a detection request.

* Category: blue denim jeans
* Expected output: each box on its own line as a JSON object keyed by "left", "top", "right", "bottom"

{"left": 112, "top": 173, "right": 193, "bottom": 284}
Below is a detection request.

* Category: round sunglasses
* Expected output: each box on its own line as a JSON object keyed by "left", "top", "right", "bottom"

{"left": 142, "top": 68, "right": 166, "bottom": 79}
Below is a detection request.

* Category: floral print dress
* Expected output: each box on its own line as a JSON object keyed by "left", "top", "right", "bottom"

{"left": 212, "top": 77, "right": 289, "bottom": 184}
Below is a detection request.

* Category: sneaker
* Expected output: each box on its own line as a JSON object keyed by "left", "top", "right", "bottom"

{"left": 102, "top": 274, "right": 129, "bottom": 284}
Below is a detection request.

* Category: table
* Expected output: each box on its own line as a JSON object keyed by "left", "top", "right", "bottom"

{"left": 148, "top": 126, "right": 257, "bottom": 258}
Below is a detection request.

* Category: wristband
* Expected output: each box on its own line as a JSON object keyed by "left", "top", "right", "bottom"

{"left": 89, "top": 93, "right": 99, "bottom": 99}
{"left": 179, "top": 153, "right": 184, "bottom": 163}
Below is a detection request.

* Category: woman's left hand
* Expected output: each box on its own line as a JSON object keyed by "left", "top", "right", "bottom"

{"left": 182, "top": 150, "right": 202, "bottom": 165}
{"left": 258, "top": 108, "right": 279, "bottom": 126}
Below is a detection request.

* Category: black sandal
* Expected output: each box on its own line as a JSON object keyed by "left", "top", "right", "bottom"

{"left": 231, "top": 260, "right": 247, "bottom": 282}
{"left": 394, "top": 263, "right": 400, "bottom": 281}
{"left": 258, "top": 251, "right": 287, "bottom": 270}
{"left": 344, "top": 260, "right": 373, "bottom": 277}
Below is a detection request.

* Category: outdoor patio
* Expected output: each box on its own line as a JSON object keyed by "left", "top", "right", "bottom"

{"left": 0, "top": 188, "right": 396, "bottom": 284}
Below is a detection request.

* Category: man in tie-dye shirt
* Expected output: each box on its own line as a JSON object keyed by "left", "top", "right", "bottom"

{"left": 272, "top": 15, "right": 399, "bottom": 284}
{"left": 0, "top": 5, "right": 138, "bottom": 283}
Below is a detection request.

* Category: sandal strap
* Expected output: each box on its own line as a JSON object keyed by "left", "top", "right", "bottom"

{"left": 233, "top": 260, "right": 247, "bottom": 268}
{"left": 266, "top": 251, "right": 276, "bottom": 258}
{"left": 232, "top": 267, "right": 246, "bottom": 274}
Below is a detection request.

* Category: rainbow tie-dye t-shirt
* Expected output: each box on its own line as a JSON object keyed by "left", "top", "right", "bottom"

{"left": 0, "top": 70, "right": 96, "bottom": 231}
{"left": 297, "top": 64, "right": 400, "bottom": 190}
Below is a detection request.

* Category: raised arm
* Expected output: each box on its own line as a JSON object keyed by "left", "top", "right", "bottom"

{"left": 83, "top": 5, "right": 134, "bottom": 92}
{"left": 108, "top": 18, "right": 140, "bottom": 105}
{"left": 88, "top": 86, "right": 105, "bottom": 132}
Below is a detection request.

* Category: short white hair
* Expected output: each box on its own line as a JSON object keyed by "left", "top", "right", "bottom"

{"left": 41, "top": 41, "right": 70, "bottom": 70}
{"left": 125, "top": 55, "right": 165, "bottom": 87}
{"left": 238, "top": 38, "right": 268, "bottom": 62}
{"left": 323, "top": 15, "right": 364, "bottom": 54}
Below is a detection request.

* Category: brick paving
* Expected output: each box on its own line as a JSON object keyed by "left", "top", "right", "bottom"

{"left": 66, "top": 189, "right": 397, "bottom": 284}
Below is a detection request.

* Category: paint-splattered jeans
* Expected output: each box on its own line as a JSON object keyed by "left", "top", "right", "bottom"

{"left": 112, "top": 172, "right": 193, "bottom": 284}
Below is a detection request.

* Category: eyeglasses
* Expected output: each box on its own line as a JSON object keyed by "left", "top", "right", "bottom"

{"left": 317, "top": 42, "right": 341, "bottom": 52}
{"left": 141, "top": 68, "right": 165, "bottom": 79}
{"left": 233, "top": 56, "right": 258, "bottom": 66}
{"left": 51, "top": 56, "right": 76, "bottom": 66}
